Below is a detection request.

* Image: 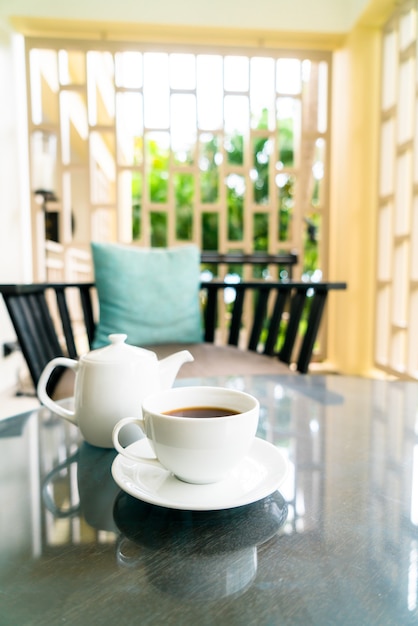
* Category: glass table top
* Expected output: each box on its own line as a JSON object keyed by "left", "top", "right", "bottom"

{"left": 0, "top": 373, "right": 417, "bottom": 625}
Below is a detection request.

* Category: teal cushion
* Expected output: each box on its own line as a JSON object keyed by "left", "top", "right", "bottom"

{"left": 91, "top": 243, "right": 203, "bottom": 348}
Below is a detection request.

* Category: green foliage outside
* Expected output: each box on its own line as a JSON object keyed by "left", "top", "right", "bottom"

{"left": 131, "top": 109, "right": 319, "bottom": 277}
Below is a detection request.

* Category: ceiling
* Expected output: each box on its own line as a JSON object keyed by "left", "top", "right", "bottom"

{"left": 0, "top": 0, "right": 378, "bottom": 36}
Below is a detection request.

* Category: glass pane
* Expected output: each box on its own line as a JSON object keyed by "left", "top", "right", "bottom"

{"left": 250, "top": 57, "right": 275, "bottom": 130}
{"left": 115, "top": 51, "right": 142, "bottom": 88}
{"left": 311, "top": 138, "right": 326, "bottom": 207}
{"left": 252, "top": 137, "right": 271, "bottom": 204}
{"left": 415, "top": 99, "right": 418, "bottom": 184}
{"left": 31, "top": 130, "right": 57, "bottom": 193}
{"left": 90, "top": 131, "right": 116, "bottom": 204}
{"left": 411, "top": 197, "right": 418, "bottom": 281}
{"left": 253, "top": 213, "right": 269, "bottom": 251}
{"left": 63, "top": 170, "right": 90, "bottom": 243}
{"left": 171, "top": 94, "right": 196, "bottom": 165}
{"left": 381, "top": 30, "right": 398, "bottom": 110}
{"left": 224, "top": 56, "right": 249, "bottom": 91}
{"left": 395, "top": 150, "right": 412, "bottom": 235}
{"left": 276, "top": 58, "right": 301, "bottom": 95}
{"left": 302, "top": 61, "right": 325, "bottom": 135}
{"left": 202, "top": 212, "right": 219, "bottom": 250}
{"left": 225, "top": 96, "right": 248, "bottom": 166}
{"left": 144, "top": 53, "right": 169, "bottom": 128}
{"left": 390, "top": 329, "right": 407, "bottom": 369}
{"left": 375, "top": 287, "right": 390, "bottom": 363}
{"left": 60, "top": 91, "right": 88, "bottom": 166}
{"left": 277, "top": 97, "right": 301, "bottom": 168}
{"left": 92, "top": 207, "right": 117, "bottom": 241}
{"left": 276, "top": 173, "right": 295, "bottom": 241}
{"left": 379, "top": 119, "right": 395, "bottom": 196}
{"left": 304, "top": 212, "right": 320, "bottom": 276}
{"left": 398, "top": 58, "right": 414, "bottom": 144}
{"left": 197, "top": 55, "right": 223, "bottom": 130}
{"left": 377, "top": 203, "right": 392, "bottom": 281}
{"left": 170, "top": 54, "right": 195, "bottom": 89}
{"left": 87, "top": 51, "right": 115, "bottom": 126}
{"left": 225, "top": 95, "right": 249, "bottom": 134}
{"left": 150, "top": 212, "right": 167, "bottom": 247}
{"left": 407, "top": 289, "right": 418, "bottom": 373}
{"left": 174, "top": 173, "right": 194, "bottom": 240}
{"left": 317, "top": 61, "right": 328, "bottom": 133}
{"left": 399, "top": 8, "right": 416, "bottom": 51}
{"left": 199, "top": 133, "right": 220, "bottom": 203}
{"left": 58, "top": 50, "right": 85, "bottom": 86}
{"left": 30, "top": 49, "right": 59, "bottom": 125}
{"left": 392, "top": 242, "right": 409, "bottom": 323}
{"left": 225, "top": 133, "right": 244, "bottom": 166}
{"left": 131, "top": 171, "right": 142, "bottom": 241}
{"left": 116, "top": 92, "right": 143, "bottom": 166}
{"left": 118, "top": 170, "right": 142, "bottom": 242}
{"left": 227, "top": 174, "right": 245, "bottom": 241}
{"left": 146, "top": 132, "right": 169, "bottom": 203}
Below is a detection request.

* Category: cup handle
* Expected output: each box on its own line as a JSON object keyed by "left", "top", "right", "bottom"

{"left": 37, "top": 357, "right": 79, "bottom": 423}
{"left": 115, "top": 536, "right": 142, "bottom": 568}
{"left": 112, "top": 417, "right": 161, "bottom": 467}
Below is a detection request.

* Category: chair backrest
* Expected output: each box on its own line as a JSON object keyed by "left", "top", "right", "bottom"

{"left": 201, "top": 280, "right": 347, "bottom": 373}
{"left": 0, "top": 279, "right": 346, "bottom": 394}
{"left": 0, "top": 283, "right": 96, "bottom": 395}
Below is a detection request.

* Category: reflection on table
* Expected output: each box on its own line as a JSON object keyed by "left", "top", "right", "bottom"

{"left": 0, "top": 374, "right": 417, "bottom": 625}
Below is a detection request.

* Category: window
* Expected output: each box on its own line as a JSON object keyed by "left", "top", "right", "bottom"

{"left": 376, "top": 0, "right": 418, "bottom": 377}
{"left": 26, "top": 40, "right": 331, "bottom": 282}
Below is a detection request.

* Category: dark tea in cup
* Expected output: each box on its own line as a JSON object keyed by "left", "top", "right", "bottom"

{"left": 163, "top": 406, "right": 240, "bottom": 418}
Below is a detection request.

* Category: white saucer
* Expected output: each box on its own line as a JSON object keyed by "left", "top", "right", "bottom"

{"left": 111, "top": 437, "right": 288, "bottom": 511}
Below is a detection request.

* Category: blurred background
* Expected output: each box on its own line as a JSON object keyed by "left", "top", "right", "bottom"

{"left": 0, "top": 0, "right": 412, "bottom": 393}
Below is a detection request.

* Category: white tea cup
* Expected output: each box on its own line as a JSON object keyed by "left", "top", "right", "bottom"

{"left": 112, "top": 386, "right": 259, "bottom": 484}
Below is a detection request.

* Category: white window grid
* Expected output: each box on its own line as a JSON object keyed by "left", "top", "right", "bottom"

{"left": 376, "top": 0, "right": 418, "bottom": 378}
{"left": 25, "top": 38, "right": 332, "bottom": 285}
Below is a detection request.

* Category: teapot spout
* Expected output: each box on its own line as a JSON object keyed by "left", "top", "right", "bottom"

{"left": 158, "top": 350, "right": 194, "bottom": 389}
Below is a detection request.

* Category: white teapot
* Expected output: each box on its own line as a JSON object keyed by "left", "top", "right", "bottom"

{"left": 37, "top": 333, "right": 194, "bottom": 448}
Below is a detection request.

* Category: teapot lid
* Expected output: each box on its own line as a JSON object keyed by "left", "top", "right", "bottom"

{"left": 84, "top": 334, "right": 157, "bottom": 363}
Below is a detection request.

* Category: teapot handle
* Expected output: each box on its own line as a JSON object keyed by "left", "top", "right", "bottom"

{"left": 37, "top": 357, "right": 79, "bottom": 424}
{"left": 42, "top": 450, "right": 80, "bottom": 518}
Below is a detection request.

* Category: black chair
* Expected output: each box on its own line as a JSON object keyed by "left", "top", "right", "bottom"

{"left": 0, "top": 279, "right": 346, "bottom": 398}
